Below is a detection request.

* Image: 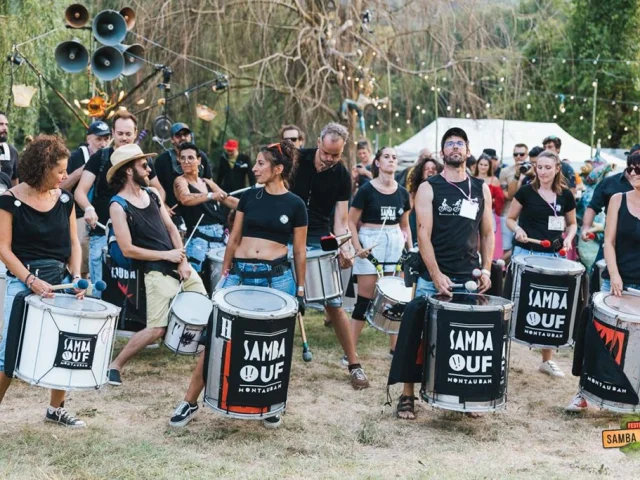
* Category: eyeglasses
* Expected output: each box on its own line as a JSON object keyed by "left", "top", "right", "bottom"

{"left": 267, "top": 143, "right": 283, "bottom": 155}
{"left": 179, "top": 156, "right": 197, "bottom": 163}
{"left": 513, "top": 152, "right": 526, "bottom": 157}
{"left": 626, "top": 165, "right": 640, "bottom": 175}
{"left": 283, "top": 137, "right": 299, "bottom": 142}
{"left": 444, "top": 140, "right": 466, "bottom": 149}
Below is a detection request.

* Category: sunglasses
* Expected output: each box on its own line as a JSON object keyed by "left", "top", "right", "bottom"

{"left": 444, "top": 140, "right": 466, "bottom": 148}
{"left": 267, "top": 143, "right": 283, "bottom": 155}
{"left": 513, "top": 152, "right": 526, "bottom": 157}
{"left": 626, "top": 165, "right": 640, "bottom": 175}
{"left": 283, "top": 137, "right": 299, "bottom": 142}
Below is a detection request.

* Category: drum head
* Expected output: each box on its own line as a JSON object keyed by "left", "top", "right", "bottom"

{"left": 428, "top": 293, "right": 512, "bottom": 312}
{"left": 596, "top": 293, "right": 640, "bottom": 323}
{"left": 206, "top": 247, "right": 226, "bottom": 262}
{"left": 27, "top": 293, "right": 120, "bottom": 318}
{"left": 172, "top": 292, "right": 212, "bottom": 326}
{"left": 377, "top": 277, "right": 412, "bottom": 302}
{"left": 212, "top": 286, "right": 297, "bottom": 319}
{"left": 596, "top": 259, "right": 607, "bottom": 270}
{"left": 515, "top": 255, "right": 584, "bottom": 275}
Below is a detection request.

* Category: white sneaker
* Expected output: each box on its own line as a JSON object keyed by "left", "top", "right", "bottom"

{"left": 539, "top": 360, "right": 565, "bottom": 378}
{"left": 340, "top": 355, "right": 349, "bottom": 368}
{"left": 565, "top": 392, "right": 589, "bottom": 412}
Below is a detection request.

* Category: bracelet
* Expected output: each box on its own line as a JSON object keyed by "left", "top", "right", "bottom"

{"left": 24, "top": 273, "right": 34, "bottom": 285}
{"left": 481, "top": 268, "right": 491, "bottom": 277}
{"left": 72, "top": 274, "right": 81, "bottom": 280}
{"left": 27, "top": 275, "right": 37, "bottom": 288}
{"left": 207, "top": 192, "right": 213, "bottom": 200}
{"left": 84, "top": 206, "right": 95, "bottom": 212}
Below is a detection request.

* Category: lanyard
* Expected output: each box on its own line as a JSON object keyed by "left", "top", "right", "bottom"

{"left": 538, "top": 190, "right": 558, "bottom": 217}
{"left": 442, "top": 171, "right": 472, "bottom": 201}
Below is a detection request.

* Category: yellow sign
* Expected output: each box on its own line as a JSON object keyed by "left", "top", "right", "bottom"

{"left": 602, "top": 429, "right": 640, "bottom": 449}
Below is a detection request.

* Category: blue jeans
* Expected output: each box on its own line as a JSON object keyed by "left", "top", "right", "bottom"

{"left": 415, "top": 277, "right": 470, "bottom": 298}
{"left": 89, "top": 234, "right": 107, "bottom": 298}
{"left": 187, "top": 224, "right": 225, "bottom": 273}
{"left": 512, "top": 246, "right": 558, "bottom": 258}
{"left": 220, "top": 260, "right": 296, "bottom": 296}
{"left": 0, "top": 274, "right": 71, "bottom": 373}
{"left": 601, "top": 280, "right": 640, "bottom": 293}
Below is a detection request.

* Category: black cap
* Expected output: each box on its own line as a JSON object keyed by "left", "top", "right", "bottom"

{"left": 87, "top": 121, "right": 111, "bottom": 137}
{"left": 529, "top": 146, "right": 544, "bottom": 158}
{"left": 625, "top": 143, "right": 640, "bottom": 155}
{"left": 482, "top": 148, "right": 497, "bottom": 159}
{"left": 441, "top": 127, "right": 468, "bottom": 150}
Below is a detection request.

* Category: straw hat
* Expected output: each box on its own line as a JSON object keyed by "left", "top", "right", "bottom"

{"left": 106, "top": 144, "right": 157, "bottom": 183}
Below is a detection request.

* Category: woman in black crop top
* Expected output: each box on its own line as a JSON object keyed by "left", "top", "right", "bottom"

{"left": 0, "top": 135, "right": 86, "bottom": 428}
{"left": 347, "top": 147, "right": 412, "bottom": 356}
{"left": 173, "top": 142, "right": 238, "bottom": 275}
{"left": 172, "top": 140, "right": 307, "bottom": 430}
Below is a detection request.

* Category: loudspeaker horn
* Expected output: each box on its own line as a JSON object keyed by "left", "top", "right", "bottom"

{"left": 91, "top": 46, "right": 124, "bottom": 81}
{"left": 65, "top": 4, "right": 90, "bottom": 28}
{"left": 92, "top": 10, "right": 127, "bottom": 46}
{"left": 119, "top": 7, "right": 136, "bottom": 31}
{"left": 115, "top": 43, "right": 145, "bottom": 76}
{"left": 153, "top": 115, "right": 173, "bottom": 141}
{"left": 55, "top": 39, "right": 89, "bottom": 73}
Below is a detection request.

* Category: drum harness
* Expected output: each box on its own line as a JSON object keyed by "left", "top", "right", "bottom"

{"left": 228, "top": 256, "right": 291, "bottom": 287}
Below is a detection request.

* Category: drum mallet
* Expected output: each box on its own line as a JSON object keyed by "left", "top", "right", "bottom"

{"left": 297, "top": 313, "right": 313, "bottom": 362}
{"left": 450, "top": 269, "right": 482, "bottom": 292}
{"left": 527, "top": 238, "right": 552, "bottom": 248}
{"left": 50, "top": 279, "right": 107, "bottom": 292}
{"left": 228, "top": 183, "right": 264, "bottom": 197}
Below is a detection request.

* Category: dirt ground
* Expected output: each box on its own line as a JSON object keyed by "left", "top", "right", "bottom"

{"left": 0, "top": 310, "right": 636, "bottom": 479}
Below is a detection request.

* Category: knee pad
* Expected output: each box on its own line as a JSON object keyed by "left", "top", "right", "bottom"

{"left": 352, "top": 295, "right": 372, "bottom": 320}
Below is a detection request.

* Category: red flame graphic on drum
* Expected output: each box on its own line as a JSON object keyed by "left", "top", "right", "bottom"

{"left": 594, "top": 318, "right": 627, "bottom": 366}
{"left": 117, "top": 282, "right": 133, "bottom": 299}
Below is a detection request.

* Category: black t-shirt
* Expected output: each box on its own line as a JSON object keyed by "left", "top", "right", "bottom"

{"left": 154, "top": 149, "right": 212, "bottom": 209}
{"left": 351, "top": 181, "right": 410, "bottom": 225}
{"left": 217, "top": 153, "right": 255, "bottom": 194}
{"left": 238, "top": 188, "right": 308, "bottom": 246}
{"left": 0, "top": 189, "right": 74, "bottom": 264}
{"left": 115, "top": 190, "right": 173, "bottom": 253}
{"left": 67, "top": 146, "right": 91, "bottom": 218}
{"left": 0, "top": 143, "right": 18, "bottom": 181}
{"left": 423, "top": 175, "right": 485, "bottom": 279}
{"left": 588, "top": 172, "right": 633, "bottom": 214}
{"left": 603, "top": 194, "right": 640, "bottom": 283}
{"left": 0, "top": 172, "right": 11, "bottom": 191}
{"left": 181, "top": 182, "right": 226, "bottom": 231}
{"left": 514, "top": 184, "right": 576, "bottom": 252}
{"left": 290, "top": 148, "right": 351, "bottom": 240}
{"left": 84, "top": 147, "right": 157, "bottom": 233}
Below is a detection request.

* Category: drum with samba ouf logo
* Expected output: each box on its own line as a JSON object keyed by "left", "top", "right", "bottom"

{"left": 204, "top": 286, "right": 297, "bottom": 420}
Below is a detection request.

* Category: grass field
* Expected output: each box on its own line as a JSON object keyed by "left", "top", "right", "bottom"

{"left": 0, "top": 309, "right": 636, "bottom": 479}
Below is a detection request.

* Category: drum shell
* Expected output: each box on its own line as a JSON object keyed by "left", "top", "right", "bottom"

{"left": 204, "top": 286, "right": 297, "bottom": 420}
{"left": 366, "top": 277, "right": 412, "bottom": 334}
{"left": 15, "top": 294, "right": 120, "bottom": 391}
{"left": 207, "top": 247, "right": 226, "bottom": 294}
{"left": 580, "top": 292, "right": 640, "bottom": 413}
{"left": 164, "top": 292, "right": 212, "bottom": 355}
{"left": 422, "top": 294, "right": 513, "bottom": 413}
{"left": 596, "top": 259, "right": 606, "bottom": 286}
{"left": 292, "top": 251, "right": 343, "bottom": 304}
{"left": 509, "top": 255, "right": 584, "bottom": 348}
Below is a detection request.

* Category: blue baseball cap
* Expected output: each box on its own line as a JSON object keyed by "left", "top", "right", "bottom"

{"left": 87, "top": 121, "right": 111, "bottom": 137}
{"left": 170, "top": 122, "right": 191, "bottom": 137}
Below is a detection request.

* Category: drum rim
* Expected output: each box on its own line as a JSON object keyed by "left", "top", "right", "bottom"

{"left": 170, "top": 291, "right": 213, "bottom": 325}
{"left": 512, "top": 254, "right": 585, "bottom": 275}
{"left": 376, "top": 277, "right": 412, "bottom": 302}
{"left": 427, "top": 293, "right": 513, "bottom": 312}
{"left": 206, "top": 247, "right": 226, "bottom": 260}
{"left": 212, "top": 285, "right": 298, "bottom": 319}
{"left": 26, "top": 293, "right": 121, "bottom": 318}
{"left": 593, "top": 291, "right": 640, "bottom": 323}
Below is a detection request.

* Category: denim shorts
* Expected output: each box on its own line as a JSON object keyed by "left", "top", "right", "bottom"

{"left": 219, "top": 260, "right": 296, "bottom": 297}
{"left": 415, "top": 277, "right": 471, "bottom": 298}
{"left": 186, "top": 223, "right": 225, "bottom": 273}
{"left": 601, "top": 279, "right": 640, "bottom": 293}
{"left": 89, "top": 234, "right": 107, "bottom": 298}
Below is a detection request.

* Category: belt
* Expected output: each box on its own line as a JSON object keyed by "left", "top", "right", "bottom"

{"left": 230, "top": 256, "right": 290, "bottom": 279}
{"left": 145, "top": 260, "right": 181, "bottom": 280}
{"left": 191, "top": 227, "right": 224, "bottom": 244}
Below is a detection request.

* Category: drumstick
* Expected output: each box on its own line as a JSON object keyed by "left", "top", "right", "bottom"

{"left": 184, "top": 214, "right": 204, "bottom": 249}
{"left": 95, "top": 222, "right": 107, "bottom": 231}
{"left": 348, "top": 243, "right": 380, "bottom": 260}
{"left": 228, "top": 183, "right": 264, "bottom": 196}
{"left": 49, "top": 279, "right": 107, "bottom": 292}
{"left": 450, "top": 280, "right": 478, "bottom": 292}
{"left": 297, "top": 313, "right": 313, "bottom": 362}
{"left": 527, "top": 238, "right": 552, "bottom": 248}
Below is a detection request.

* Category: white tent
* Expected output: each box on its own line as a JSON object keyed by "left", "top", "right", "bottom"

{"left": 394, "top": 118, "right": 625, "bottom": 170}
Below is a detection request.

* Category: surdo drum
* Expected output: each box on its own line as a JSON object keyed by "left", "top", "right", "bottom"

{"left": 15, "top": 294, "right": 120, "bottom": 390}
{"left": 204, "top": 286, "right": 297, "bottom": 420}
{"left": 207, "top": 247, "right": 226, "bottom": 292}
{"left": 509, "top": 256, "right": 585, "bottom": 348}
{"left": 164, "top": 292, "right": 213, "bottom": 355}
{"left": 292, "top": 250, "right": 343, "bottom": 304}
{"left": 422, "top": 294, "right": 513, "bottom": 413}
{"left": 366, "top": 276, "right": 412, "bottom": 334}
{"left": 580, "top": 292, "right": 640, "bottom": 413}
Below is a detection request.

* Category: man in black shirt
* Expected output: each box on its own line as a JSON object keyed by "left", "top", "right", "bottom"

{"left": 218, "top": 139, "right": 255, "bottom": 193}
{"left": 75, "top": 112, "right": 166, "bottom": 297}
{"left": 153, "top": 122, "right": 213, "bottom": 217}
{"left": 0, "top": 112, "right": 19, "bottom": 186}
{"left": 62, "top": 121, "right": 112, "bottom": 277}
{"left": 105, "top": 144, "right": 206, "bottom": 386}
{"left": 290, "top": 122, "right": 369, "bottom": 389}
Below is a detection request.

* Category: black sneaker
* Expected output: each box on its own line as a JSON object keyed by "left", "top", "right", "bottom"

{"left": 108, "top": 369, "right": 122, "bottom": 386}
{"left": 263, "top": 414, "right": 281, "bottom": 429}
{"left": 45, "top": 407, "right": 86, "bottom": 429}
{"left": 169, "top": 401, "right": 199, "bottom": 427}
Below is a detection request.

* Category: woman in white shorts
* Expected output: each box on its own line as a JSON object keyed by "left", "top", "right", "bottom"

{"left": 347, "top": 147, "right": 412, "bottom": 357}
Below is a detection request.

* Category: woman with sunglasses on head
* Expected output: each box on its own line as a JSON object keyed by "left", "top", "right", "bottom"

{"left": 347, "top": 147, "right": 412, "bottom": 359}
{"left": 472, "top": 155, "right": 505, "bottom": 260}
{"left": 173, "top": 142, "right": 238, "bottom": 282}
{"left": 169, "top": 140, "right": 307, "bottom": 430}
{"left": 565, "top": 154, "right": 640, "bottom": 412}
{"left": 506, "top": 150, "right": 577, "bottom": 379}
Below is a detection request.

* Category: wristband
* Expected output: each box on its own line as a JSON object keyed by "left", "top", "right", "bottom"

{"left": 207, "top": 192, "right": 213, "bottom": 200}
{"left": 297, "top": 286, "right": 304, "bottom": 293}
{"left": 481, "top": 269, "right": 491, "bottom": 277}
{"left": 85, "top": 206, "right": 95, "bottom": 212}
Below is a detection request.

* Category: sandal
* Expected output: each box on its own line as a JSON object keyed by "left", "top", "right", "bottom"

{"left": 396, "top": 395, "right": 416, "bottom": 420}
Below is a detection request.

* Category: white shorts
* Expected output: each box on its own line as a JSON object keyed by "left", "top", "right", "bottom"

{"left": 353, "top": 226, "right": 405, "bottom": 275}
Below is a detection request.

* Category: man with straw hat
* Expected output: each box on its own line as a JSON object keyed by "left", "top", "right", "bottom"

{"left": 105, "top": 144, "right": 206, "bottom": 387}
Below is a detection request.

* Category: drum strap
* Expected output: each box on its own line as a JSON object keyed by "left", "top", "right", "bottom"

{"left": 229, "top": 262, "right": 291, "bottom": 280}
{"left": 190, "top": 228, "right": 224, "bottom": 244}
